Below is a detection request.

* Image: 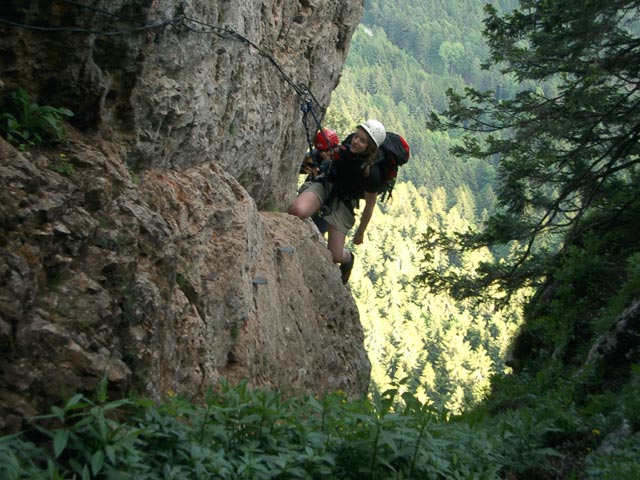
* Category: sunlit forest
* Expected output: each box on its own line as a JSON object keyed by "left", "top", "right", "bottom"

{"left": 326, "top": 0, "right": 525, "bottom": 412}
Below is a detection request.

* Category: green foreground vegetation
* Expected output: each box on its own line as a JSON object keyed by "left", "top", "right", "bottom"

{"left": 2, "top": 371, "right": 639, "bottom": 479}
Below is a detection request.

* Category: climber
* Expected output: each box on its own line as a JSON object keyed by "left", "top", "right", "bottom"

{"left": 289, "top": 119, "right": 387, "bottom": 284}
{"left": 298, "top": 128, "right": 341, "bottom": 235}
{"left": 299, "top": 127, "right": 341, "bottom": 180}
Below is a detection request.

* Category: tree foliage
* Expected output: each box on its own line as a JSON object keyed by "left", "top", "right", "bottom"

{"left": 349, "top": 181, "right": 522, "bottom": 414}
{"left": 423, "top": 0, "right": 640, "bottom": 306}
{"left": 325, "top": 0, "right": 523, "bottom": 411}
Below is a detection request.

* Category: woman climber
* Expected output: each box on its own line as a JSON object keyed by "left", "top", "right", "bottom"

{"left": 288, "top": 119, "right": 387, "bottom": 284}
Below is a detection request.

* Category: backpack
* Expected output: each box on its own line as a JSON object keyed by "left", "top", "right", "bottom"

{"left": 375, "top": 132, "right": 411, "bottom": 202}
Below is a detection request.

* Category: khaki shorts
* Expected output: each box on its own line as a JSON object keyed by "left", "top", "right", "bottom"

{"left": 299, "top": 181, "right": 356, "bottom": 235}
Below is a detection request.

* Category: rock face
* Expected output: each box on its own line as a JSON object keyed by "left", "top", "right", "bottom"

{"left": 1, "top": 0, "right": 361, "bottom": 210}
{"left": 583, "top": 299, "right": 640, "bottom": 383}
{"left": 0, "top": 0, "right": 370, "bottom": 433}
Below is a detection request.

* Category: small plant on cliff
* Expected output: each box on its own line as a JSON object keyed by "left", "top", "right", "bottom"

{"left": 48, "top": 152, "right": 75, "bottom": 177}
{"left": 0, "top": 88, "right": 74, "bottom": 149}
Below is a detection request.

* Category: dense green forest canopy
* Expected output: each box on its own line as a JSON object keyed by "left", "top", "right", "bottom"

{"left": 322, "top": 1, "right": 640, "bottom": 477}
{"left": 364, "top": 0, "right": 517, "bottom": 87}
{"left": 326, "top": 0, "right": 523, "bottom": 412}
{"left": 327, "top": 0, "right": 639, "bottom": 419}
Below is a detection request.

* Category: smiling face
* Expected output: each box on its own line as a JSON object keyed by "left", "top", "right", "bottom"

{"left": 349, "top": 128, "right": 370, "bottom": 154}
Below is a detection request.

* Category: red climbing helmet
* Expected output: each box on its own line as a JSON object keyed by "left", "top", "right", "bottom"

{"left": 314, "top": 128, "right": 340, "bottom": 151}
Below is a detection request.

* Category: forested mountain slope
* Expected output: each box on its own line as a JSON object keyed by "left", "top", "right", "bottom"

{"left": 325, "top": 0, "right": 640, "bottom": 477}
{"left": 327, "top": 0, "right": 522, "bottom": 412}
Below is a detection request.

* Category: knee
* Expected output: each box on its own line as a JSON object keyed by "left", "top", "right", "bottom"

{"left": 288, "top": 202, "right": 308, "bottom": 219}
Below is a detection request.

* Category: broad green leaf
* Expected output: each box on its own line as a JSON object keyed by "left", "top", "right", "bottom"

{"left": 91, "top": 450, "right": 104, "bottom": 475}
{"left": 53, "top": 429, "right": 69, "bottom": 458}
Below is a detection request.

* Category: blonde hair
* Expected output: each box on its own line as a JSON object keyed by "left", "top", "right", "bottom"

{"left": 360, "top": 128, "right": 379, "bottom": 178}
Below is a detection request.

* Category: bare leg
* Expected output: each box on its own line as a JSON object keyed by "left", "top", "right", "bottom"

{"left": 288, "top": 191, "right": 321, "bottom": 219}
{"left": 327, "top": 224, "right": 350, "bottom": 264}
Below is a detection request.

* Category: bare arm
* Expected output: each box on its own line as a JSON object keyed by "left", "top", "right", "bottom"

{"left": 353, "top": 191, "right": 377, "bottom": 245}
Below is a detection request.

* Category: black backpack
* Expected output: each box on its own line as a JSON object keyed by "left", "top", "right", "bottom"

{"left": 375, "top": 132, "right": 411, "bottom": 202}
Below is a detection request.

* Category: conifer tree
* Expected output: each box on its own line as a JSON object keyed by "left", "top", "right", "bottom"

{"left": 422, "top": 0, "right": 640, "bottom": 305}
